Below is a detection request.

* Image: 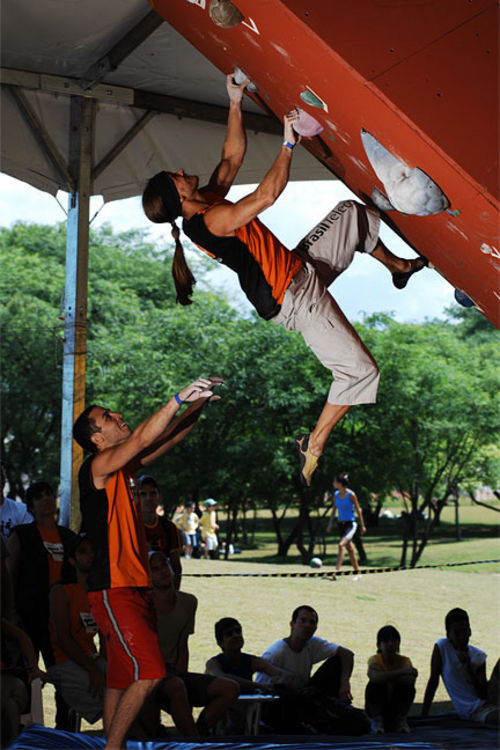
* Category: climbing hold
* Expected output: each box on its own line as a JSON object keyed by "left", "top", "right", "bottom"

{"left": 454, "top": 289, "right": 475, "bottom": 307}
{"left": 300, "top": 89, "right": 324, "bottom": 108}
{"left": 293, "top": 107, "right": 323, "bottom": 137}
{"left": 361, "top": 130, "right": 449, "bottom": 216}
{"left": 233, "top": 66, "right": 257, "bottom": 92}
{"left": 209, "top": 0, "right": 244, "bottom": 28}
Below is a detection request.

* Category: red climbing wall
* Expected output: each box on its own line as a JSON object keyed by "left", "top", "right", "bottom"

{"left": 150, "top": 0, "right": 499, "bottom": 326}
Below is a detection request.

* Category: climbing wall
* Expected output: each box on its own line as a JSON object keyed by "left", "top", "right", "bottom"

{"left": 150, "top": 0, "right": 499, "bottom": 326}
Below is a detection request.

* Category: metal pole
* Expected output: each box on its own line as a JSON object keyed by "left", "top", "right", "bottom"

{"left": 59, "top": 97, "right": 95, "bottom": 529}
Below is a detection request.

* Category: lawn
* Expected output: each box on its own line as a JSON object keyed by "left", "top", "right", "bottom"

{"left": 42, "top": 502, "right": 499, "bottom": 734}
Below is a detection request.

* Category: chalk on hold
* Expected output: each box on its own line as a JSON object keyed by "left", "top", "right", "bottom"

{"left": 293, "top": 107, "right": 323, "bottom": 137}
{"left": 209, "top": 0, "right": 244, "bottom": 28}
{"left": 233, "top": 66, "right": 257, "bottom": 93}
{"left": 361, "top": 129, "right": 449, "bottom": 216}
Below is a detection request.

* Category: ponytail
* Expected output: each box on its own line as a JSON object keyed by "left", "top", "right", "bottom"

{"left": 171, "top": 223, "right": 196, "bottom": 306}
{"left": 335, "top": 472, "right": 349, "bottom": 487}
{"left": 142, "top": 172, "right": 197, "bottom": 306}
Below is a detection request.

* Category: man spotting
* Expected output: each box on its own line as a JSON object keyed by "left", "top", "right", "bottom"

{"left": 73, "top": 376, "right": 223, "bottom": 749}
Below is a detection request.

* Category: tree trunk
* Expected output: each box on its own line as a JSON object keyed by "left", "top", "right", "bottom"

{"left": 353, "top": 528, "right": 367, "bottom": 564}
{"left": 455, "top": 498, "right": 461, "bottom": 541}
{"left": 400, "top": 513, "right": 410, "bottom": 567}
{"left": 223, "top": 500, "right": 240, "bottom": 560}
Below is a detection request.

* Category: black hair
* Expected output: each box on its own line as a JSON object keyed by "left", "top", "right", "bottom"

{"left": 25, "top": 481, "right": 54, "bottom": 513}
{"left": 445, "top": 608, "right": 470, "bottom": 633}
{"left": 376, "top": 625, "right": 401, "bottom": 651}
{"left": 142, "top": 172, "right": 196, "bottom": 306}
{"left": 291, "top": 605, "right": 318, "bottom": 623}
{"left": 335, "top": 472, "right": 349, "bottom": 486}
{"left": 215, "top": 617, "right": 241, "bottom": 646}
{"left": 73, "top": 405, "right": 100, "bottom": 454}
{"left": 138, "top": 475, "right": 159, "bottom": 490}
{"left": 142, "top": 171, "right": 182, "bottom": 224}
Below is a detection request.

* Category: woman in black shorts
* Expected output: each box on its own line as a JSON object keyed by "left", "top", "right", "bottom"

{"left": 326, "top": 472, "right": 366, "bottom": 579}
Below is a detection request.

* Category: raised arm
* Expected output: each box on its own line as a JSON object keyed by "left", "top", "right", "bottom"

{"left": 422, "top": 644, "right": 442, "bottom": 716}
{"left": 204, "top": 74, "right": 248, "bottom": 197}
{"left": 203, "top": 110, "right": 299, "bottom": 237}
{"left": 91, "top": 377, "right": 223, "bottom": 488}
{"left": 138, "top": 393, "right": 216, "bottom": 467}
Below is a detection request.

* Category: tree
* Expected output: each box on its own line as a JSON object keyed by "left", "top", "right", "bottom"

{"left": 355, "top": 314, "right": 499, "bottom": 566}
{"left": 2, "top": 222, "right": 497, "bottom": 568}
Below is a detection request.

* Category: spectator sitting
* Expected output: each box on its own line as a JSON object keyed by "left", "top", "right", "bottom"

{"left": 1, "top": 533, "right": 15, "bottom": 622}
{"left": 47, "top": 534, "right": 106, "bottom": 725}
{"left": 206, "top": 617, "right": 287, "bottom": 693}
{"left": 1, "top": 617, "right": 46, "bottom": 747}
{"left": 0, "top": 464, "right": 33, "bottom": 538}
{"left": 180, "top": 502, "right": 199, "bottom": 559}
{"left": 256, "top": 604, "right": 353, "bottom": 696}
{"left": 255, "top": 604, "right": 369, "bottom": 735}
{"left": 147, "top": 551, "right": 238, "bottom": 736}
{"left": 6, "top": 481, "right": 76, "bottom": 728}
{"left": 200, "top": 498, "right": 219, "bottom": 560}
{"left": 138, "top": 475, "right": 182, "bottom": 587}
{"left": 422, "top": 607, "right": 499, "bottom": 724}
{"left": 365, "top": 625, "right": 417, "bottom": 734}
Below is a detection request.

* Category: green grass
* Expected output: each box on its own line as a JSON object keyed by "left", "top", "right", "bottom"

{"left": 227, "top": 503, "right": 500, "bottom": 572}
{"left": 42, "top": 503, "right": 499, "bottom": 734}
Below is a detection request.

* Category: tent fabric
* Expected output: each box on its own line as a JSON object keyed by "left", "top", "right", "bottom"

{"left": 0, "top": 0, "right": 329, "bottom": 202}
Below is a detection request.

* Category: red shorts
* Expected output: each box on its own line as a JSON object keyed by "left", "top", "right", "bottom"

{"left": 88, "top": 587, "right": 166, "bottom": 690}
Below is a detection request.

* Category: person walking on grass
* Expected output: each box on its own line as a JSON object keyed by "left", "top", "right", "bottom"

{"left": 326, "top": 472, "right": 366, "bottom": 580}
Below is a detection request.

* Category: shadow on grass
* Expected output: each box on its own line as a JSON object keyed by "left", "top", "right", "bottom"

{"left": 226, "top": 515, "right": 499, "bottom": 567}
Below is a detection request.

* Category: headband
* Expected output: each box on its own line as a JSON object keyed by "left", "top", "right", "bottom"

{"left": 158, "top": 171, "right": 182, "bottom": 220}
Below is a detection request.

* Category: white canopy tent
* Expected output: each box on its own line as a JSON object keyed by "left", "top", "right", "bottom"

{"left": 1, "top": 1, "right": 330, "bottom": 526}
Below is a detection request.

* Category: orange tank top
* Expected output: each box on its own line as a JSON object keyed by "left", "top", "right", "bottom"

{"left": 37, "top": 524, "right": 64, "bottom": 586}
{"left": 50, "top": 582, "right": 98, "bottom": 665}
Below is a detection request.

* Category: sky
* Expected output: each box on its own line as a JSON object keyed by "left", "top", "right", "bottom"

{"left": 0, "top": 172, "right": 455, "bottom": 323}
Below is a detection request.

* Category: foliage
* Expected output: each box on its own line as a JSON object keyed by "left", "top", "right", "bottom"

{"left": 1, "top": 222, "right": 498, "bottom": 566}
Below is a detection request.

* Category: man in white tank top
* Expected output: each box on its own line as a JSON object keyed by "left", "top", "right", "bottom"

{"left": 422, "top": 607, "right": 498, "bottom": 724}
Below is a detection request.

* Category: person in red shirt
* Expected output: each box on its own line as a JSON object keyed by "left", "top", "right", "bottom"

{"left": 138, "top": 475, "right": 182, "bottom": 588}
{"left": 48, "top": 534, "right": 107, "bottom": 724}
{"left": 73, "top": 376, "right": 223, "bottom": 750}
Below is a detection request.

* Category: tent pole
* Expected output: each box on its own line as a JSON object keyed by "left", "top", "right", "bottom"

{"left": 59, "top": 97, "right": 95, "bottom": 529}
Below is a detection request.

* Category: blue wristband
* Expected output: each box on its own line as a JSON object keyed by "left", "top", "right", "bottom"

{"left": 174, "top": 392, "right": 183, "bottom": 405}
{"left": 283, "top": 140, "right": 295, "bottom": 150}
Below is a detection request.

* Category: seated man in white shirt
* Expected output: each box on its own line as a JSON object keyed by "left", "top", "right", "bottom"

{"left": 422, "top": 607, "right": 498, "bottom": 724}
{"left": 256, "top": 604, "right": 352, "bottom": 696}
{"left": 255, "top": 604, "right": 369, "bottom": 734}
